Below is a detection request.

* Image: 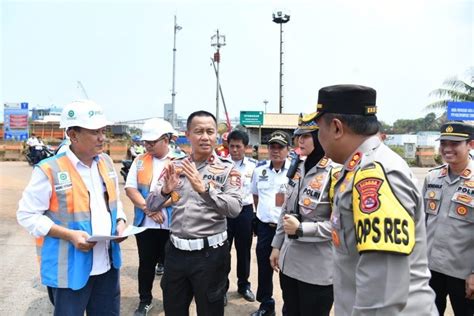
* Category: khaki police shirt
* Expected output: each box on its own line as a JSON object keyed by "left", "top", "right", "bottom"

{"left": 146, "top": 152, "right": 242, "bottom": 239}
{"left": 423, "top": 160, "right": 474, "bottom": 280}
{"left": 331, "top": 135, "right": 437, "bottom": 316}
{"left": 271, "top": 157, "right": 334, "bottom": 285}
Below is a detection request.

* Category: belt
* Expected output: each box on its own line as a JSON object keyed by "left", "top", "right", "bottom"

{"left": 170, "top": 231, "right": 227, "bottom": 251}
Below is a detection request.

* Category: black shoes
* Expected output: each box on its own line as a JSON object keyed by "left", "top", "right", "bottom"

{"left": 155, "top": 263, "right": 164, "bottom": 276}
{"left": 250, "top": 309, "right": 275, "bottom": 316}
{"left": 134, "top": 302, "right": 153, "bottom": 316}
{"left": 238, "top": 288, "right": 256, "bottom": 302}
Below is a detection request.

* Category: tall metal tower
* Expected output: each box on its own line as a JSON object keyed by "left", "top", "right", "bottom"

{"left": 170, "top": 15, "right": 182, "bottom": 128}
{"left": 272, "top": 11, "right": 290, "bottom": 113}
{"left": 211, "top": 29, "right": 226, "bottom": 124}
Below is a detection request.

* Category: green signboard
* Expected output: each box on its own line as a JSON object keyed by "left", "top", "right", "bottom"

{"left": 240, "top": 111, "right": 264, "bottom": 125}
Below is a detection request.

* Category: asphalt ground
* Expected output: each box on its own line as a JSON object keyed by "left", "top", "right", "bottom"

{"left": 0, "top": 162, "right": 454, "bottom": 315}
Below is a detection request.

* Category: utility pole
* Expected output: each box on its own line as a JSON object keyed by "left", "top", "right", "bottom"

{"left": 77, "top": 81, "right": 89, "bottom": 99}
{"left": 272, "top": 11, "right": 290, "bottom": 113}
{"left": 211, "top": 29, "right": 226, "bottom": 124}
{"left": 171, "top": 15, "right": 182, "bottom": 128}
{"left": 263, "top": 99, "right": 269, "bottom": 113}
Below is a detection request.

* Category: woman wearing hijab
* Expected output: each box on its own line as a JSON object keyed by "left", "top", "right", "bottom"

{"left": 270, "top": 112, "right": 337, "bottom": 316}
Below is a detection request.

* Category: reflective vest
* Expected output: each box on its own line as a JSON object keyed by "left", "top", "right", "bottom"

{"left": 134, "top": 153, "right": 172, "bottom": 227}
{"left": 36, "top": 152, "right": 121, "bottom": 290}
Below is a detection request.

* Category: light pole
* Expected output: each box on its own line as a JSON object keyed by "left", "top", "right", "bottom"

{"left": 211, "top": 29, "right": 226, "bottom": 124}
{"left": 263, "top": 99, "right": 269, "bottom": 113}
{"left": 272, "top": 11, "right": 290, "bottom": 114}
{"left": 171, "top": 15, "right": 182, "bottom": 128}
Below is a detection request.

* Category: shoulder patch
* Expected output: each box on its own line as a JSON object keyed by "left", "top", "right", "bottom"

{"left": 429, "top": 164, "right": 447, "bottom": 172}
{"left": 352, "top": 162, "right": 415, "bottom": 255}
{"left": 256, "top": 160, "right": 267, "bottom": 167}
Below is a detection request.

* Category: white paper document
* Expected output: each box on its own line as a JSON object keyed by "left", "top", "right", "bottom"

{"left": 87, "top": 225, "right": 147, "bottom": 242}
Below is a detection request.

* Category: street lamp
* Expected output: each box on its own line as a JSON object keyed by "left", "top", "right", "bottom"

{"left": 171, "top": 15, "right": 182, "bottom": 128}
{"left": 272, "top": 11, "right": 290, "bottom": 114}
{"left": 211, "top": 29, "right": 226, "bottom": 124}
{"left": 263, "top": 99, "right": 269, "bottom": 113}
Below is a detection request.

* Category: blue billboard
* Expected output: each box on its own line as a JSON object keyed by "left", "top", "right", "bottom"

{"left": 3, "top": 102, "right": 29, "bottom": 141}
{"left": 447, "top": 101, "right": 474, "bottom": 121}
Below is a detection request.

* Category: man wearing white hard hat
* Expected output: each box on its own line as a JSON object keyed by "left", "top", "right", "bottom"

{"left": 124, "top": 117, "right": 177, "bottom": 316}
{"left": 17, "top": 100, "right": 127, "bottom": 315}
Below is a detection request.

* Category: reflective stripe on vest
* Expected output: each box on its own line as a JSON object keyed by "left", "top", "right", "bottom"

{"left": 134, "top": 153, "right": 154, "bottom": 226}
{"left": 35, "top": 153, "right": 121, "bottom": 290}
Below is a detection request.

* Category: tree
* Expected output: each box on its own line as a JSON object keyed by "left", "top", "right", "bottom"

{"left": 426, "top": 67, "right": 474, "bottom": 111}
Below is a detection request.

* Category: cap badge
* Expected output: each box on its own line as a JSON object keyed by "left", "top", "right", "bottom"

{"left": 445, "top": 125, "right": 453, "bottom": 133}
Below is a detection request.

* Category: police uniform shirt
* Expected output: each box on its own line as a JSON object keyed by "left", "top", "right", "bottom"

{"left": 423, "top": 159, "right": 474, "bottom": 280}
{"left": 146, "top": 152, "right": 242, "bottom": 239}
{"left": 331, "top": 135, "right": 436, "bottom": 315}
{"left": 233, "top": 157, "right": 257, "bottom": 206}
{"left": 17, "top": 148, "right": 127, "bottom": 276}
{"left": 125, "top": 154, "right": 170, "bottom": 229}
{"left": 251, "top": 160, "right": 290, "bottom": 224}
{"left": 271, "top": 157, "right": 334, "bottom": 285}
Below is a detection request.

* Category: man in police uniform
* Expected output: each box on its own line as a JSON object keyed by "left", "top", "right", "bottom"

{"left": 251, "top": 130, "right": 291, "bottom": 316}
{"left": 225, "top": 129, "right": 257, "bottom": 303}
{"left": 17, "top": 100, "right": 127, "bottom": 315}
{"left": 422, "top": 121, "right": 474, "bottom": 315}
{"left": 146, "top": 110, "right": 242, "bottom": 316}
{"left": 125, "top": 118, "right": 176, "bottom": 316}
{"left": 314, "top": 85, "right": 437, "bottom": 315}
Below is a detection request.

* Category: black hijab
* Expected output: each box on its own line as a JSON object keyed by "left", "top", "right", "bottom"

{"left": 304, "top": 130, "right": 325, "bottom": 175}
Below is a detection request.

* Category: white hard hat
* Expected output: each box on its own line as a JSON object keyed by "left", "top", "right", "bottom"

{"left": 60, "top": 100, "right": 111, "bottom": 129}
{"left": 141, "top": 118, "right": 176, "bottom": 141}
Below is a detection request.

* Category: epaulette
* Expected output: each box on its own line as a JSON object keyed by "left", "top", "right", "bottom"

{"left": 428, "top": 164, "right": 447, "bottom": 172}
{"left": 256, "top": 160, "right": 268, "bottom": 167}
{"left": 217, "top": 155, "right": 233, "bottom": 164}
{"left": 247, "top": 157, "right": 257, "bottom": 164}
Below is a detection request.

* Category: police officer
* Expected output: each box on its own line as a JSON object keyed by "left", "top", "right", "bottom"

{"left": 251, "top": 130, "right": 291, "bottom": 316}
{"left": 314, "top": 85, "right": 437, "bottom": 315}
{"left": 17, "top": 100, "right": 127, "bottom": 315}
{"left": 146, "top": 110, "right": 242, "bottom": 316}
{"left": 225, "top": 129, "right": 257, "bottom": 303}
{"left": 422, "top": 121, "right": 474, "bottom": 315}
{"left": 125, "top": 118, "right": 176, "bottom": 316}
{"left": 270, "top": 113, "right": 335, "bottom": 316}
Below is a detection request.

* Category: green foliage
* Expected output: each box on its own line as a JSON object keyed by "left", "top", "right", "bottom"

{"left": 388, "top": 112, "right": 441, "bottom": 134}
{"left": 426, "top": 67, "right": 474, "bottom": 111}
{"left": 389, "top": 145, "right": 405, "bottom": 158}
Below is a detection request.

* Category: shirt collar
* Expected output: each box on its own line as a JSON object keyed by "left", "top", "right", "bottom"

{"left": 66, "top": 147, "right": 99, "bottom": 168}
{"left": 269, "top": 160, "right": 287, "bottom": 173}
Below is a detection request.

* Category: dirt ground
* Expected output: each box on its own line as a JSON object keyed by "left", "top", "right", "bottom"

{"left": 0, "top": 162, "right": 454, "bottom": 315}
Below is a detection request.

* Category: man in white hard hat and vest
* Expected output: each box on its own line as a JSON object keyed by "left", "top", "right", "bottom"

{"left": 17, "top": 100, "right": 127, "bottom": 316}
{"left": 125, "top": 117, "right": 177, "bottom": 316}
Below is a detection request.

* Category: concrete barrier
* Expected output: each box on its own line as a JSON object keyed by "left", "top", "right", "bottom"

{"left": 416, "top": 146, "right": 437, "bottom": 167}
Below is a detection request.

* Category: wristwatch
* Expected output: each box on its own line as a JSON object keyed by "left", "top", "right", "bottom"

{"left": 204, "top": 182, "right": 211, "bottom": 193}
{"left": 116, "top": 218, "right": 126, "bottom": 224}
{"left": 296, "top": 223, "right": 303, "bottom": 237}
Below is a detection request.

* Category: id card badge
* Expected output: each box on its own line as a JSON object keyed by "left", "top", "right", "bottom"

{"left": 275, "top": 192, "right": 285, "bottom": 207}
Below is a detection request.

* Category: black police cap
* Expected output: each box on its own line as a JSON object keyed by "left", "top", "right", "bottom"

{"left": 268, "top": 130, "right": 291, "bottom": 146}
{"left": 315, "top": 84, "right": 377, "bottom": 119}
{"left": 437, "top": 121, "right": 473, "bottom": 141}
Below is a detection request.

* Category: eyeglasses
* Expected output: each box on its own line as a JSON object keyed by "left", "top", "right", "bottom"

{"left": 144, "top": 136, "right": 167, "bottom": 146}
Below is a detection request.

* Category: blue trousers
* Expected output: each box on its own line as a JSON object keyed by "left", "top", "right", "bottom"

{"left": 226, "top": 204, "right": 254, "bottom": 292}
{"left": 256, "top": 219, "right": 276, "bottom": 312}
{"left": 50, "top": 267, "right": 120, "bottom": 316}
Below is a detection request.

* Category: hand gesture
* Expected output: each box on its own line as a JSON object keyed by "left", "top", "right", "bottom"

{"left": 269, "top": 248, "right": 280, "bottom": 272}
{"left": 69, "top": 230, "right": 96, "bottom": 252}
{"left": 114, "top": 219, "right": 128, "bottom": 243}
{"left": 181, "top": 158, "right": 206, "bottom": 193}
{"left": 162, "top": 162, "right": 180, "bottom": 195}
{"left": 283, "top": 214, "right": 300, "bottom": 235}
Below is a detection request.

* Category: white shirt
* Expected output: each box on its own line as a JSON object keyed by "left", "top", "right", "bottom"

{"left": 251, "top": 160, "right": 290, "bottom": 224}
{"left": 125, "top": 155, "right": 170, "bottom": 229}
{"left": 26, "top": 137, "right": 39, "bottom": 147}
{"left": 17, "top": 148, "right": 126, "bottom": 276}
{"left": 233, "top": 157, "right": 257, "bottom": 206}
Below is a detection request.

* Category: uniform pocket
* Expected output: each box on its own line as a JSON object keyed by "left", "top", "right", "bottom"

{"left": 449, "top": 193, "right": 474, "bottom": 223}
{"left": 424, "top": 189, "right": 442, "bottom": 216}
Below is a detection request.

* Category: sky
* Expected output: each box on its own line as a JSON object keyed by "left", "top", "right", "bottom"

{"left": 1, "top": 0, "right": 472, "bottom": 125}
